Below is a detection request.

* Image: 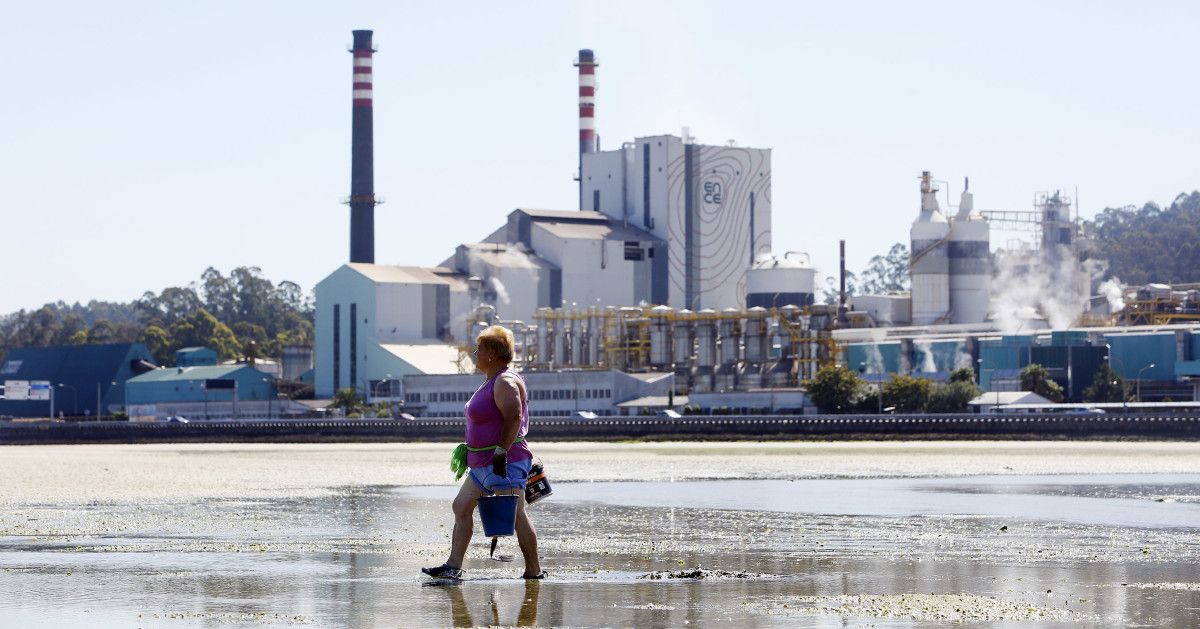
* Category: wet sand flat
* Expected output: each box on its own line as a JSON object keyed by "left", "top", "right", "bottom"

{"left": 0, "top": 441, "right": 1198, "bottom": 627}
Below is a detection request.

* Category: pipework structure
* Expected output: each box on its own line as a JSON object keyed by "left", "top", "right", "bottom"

{"left": 485, "top": 304, "right": 840, "bottom": 394}
{"left": 347, "top": 30, "right": 380, "bottom": 263}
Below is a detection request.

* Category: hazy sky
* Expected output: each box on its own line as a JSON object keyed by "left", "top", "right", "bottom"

{"left": 2, "top": 1, "right": 1197, "bottom": 313}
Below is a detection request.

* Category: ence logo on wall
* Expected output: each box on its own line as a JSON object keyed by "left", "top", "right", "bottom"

{"left": 703, "top": 181, "right": 723, "bottom": 205}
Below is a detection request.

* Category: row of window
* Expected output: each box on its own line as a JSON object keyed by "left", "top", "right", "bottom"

{"left": 409, "top": 388, "right": 614, "bottom": 404}
{"left": 420, "top": 410, "right": 616, "bottom": 419}
{"left": 528, "top": 388, "right": 612, "bottom": 401}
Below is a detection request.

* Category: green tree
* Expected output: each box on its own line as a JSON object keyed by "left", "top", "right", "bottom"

{"left": 169, "top": 309, "right": 241, "bottom": 360}
{"left": 927, "top": 380, "right": 982, "bottom": 413}
{"left": 804, "top": 365, "right": 865, "bottom": 414}
{"left": 332, "top": 388, "right": 366, "bottom": 416}
{"left": 1020, "top": 364, "right": 1064, "bottom": 402}
{"left": 858, "top": 242, "right": 911, "bottom": 295}
{"left": 948, "top": 367, "right": 976, "bottom": 385}
{"left": 882, "top": 374, "right": 933, "bottom": 413}
{"left": 1086, "top": 191, "right": 1200, "bottom": 284}
{"left": 1082, "top": 363, "right": 1126, "bottom": 403}
{"left": 140, "top": 324, "right": 173, "bottom": 365}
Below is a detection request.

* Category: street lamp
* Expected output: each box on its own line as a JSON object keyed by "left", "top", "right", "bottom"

{"left": 1136, "top": 363, "right": 1156, "bottom": 404}
{"left": 56, "top": 383, "right": 78, "bottom": 417}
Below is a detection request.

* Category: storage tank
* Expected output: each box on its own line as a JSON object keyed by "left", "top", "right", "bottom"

{"left": 948, "top": 178, "right": 990, "bottom": 323}
{"left": 739, "top": 307, "right": 768, "bottom": 389}
{"left": 648, "top": 305, "right": 673, "bottom": 369}
{"left": 692, "top": 310, "right": 718, "bottom": 393}
{"left": 715, "top": 308, "right": 741, "bottom": 391}
{"left": 767, "top": 305, "right": 800, "bottom": 388}
{"left": 911, "top": 171, "right": 950, "bottom": 325}
{"left": 672, "top": 310, "right": 693, "bottom": 392}
{"left": 745, "top": 252, "right": 816, "bottom": 308}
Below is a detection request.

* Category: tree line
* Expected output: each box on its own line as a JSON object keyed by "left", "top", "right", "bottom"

{"left": 804, "top": 362, "right": 1128, "bottom": 414}
{"left": 0, "top": 267, "right": 314, "bottom": 367}
{"left": 1086, "top": 190, "right": 1200, "bottom": 285}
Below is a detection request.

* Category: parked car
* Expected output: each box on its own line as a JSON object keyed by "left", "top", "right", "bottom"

{"left": 396, "top": 412, "right": 416, "bottom": 421}
{"left": 655, "top": 409, "right": 682, "bottom": 419}
{"left": 570, "top": 410, "right": 598, "bottom": 420}
{"left": 163, "top": 415, "right": 190, "bottom": 423}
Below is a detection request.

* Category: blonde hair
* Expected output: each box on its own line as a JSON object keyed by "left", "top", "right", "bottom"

{"left": 476, "top": 325, "right": 515, "bottom": 363}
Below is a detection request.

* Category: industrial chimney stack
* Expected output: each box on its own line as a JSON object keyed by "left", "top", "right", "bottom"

{"left": 348, "top": 30, "right": 378, "bottom": 263}
{"left": 575, "top": 49, "right": 597, "bottom": 210}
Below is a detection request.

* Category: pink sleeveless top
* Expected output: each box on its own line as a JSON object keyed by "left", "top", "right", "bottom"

{"left": 464, "top": 368, "right": 533, "bottom": 468}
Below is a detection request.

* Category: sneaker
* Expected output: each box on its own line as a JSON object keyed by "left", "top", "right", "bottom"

{"left": 422, "top": 563, "right": 464, "bottom": 579}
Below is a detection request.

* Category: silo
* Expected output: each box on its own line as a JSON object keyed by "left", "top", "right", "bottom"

{"left": 672, "top": 310, "right": 694, "bottom": 392}
{"left": 570, "top": 312, "right": 586, "bottom": 366}
{"left": 648, "top": 305, "right": 674, "bottom": 370}
{"left": 911, "top": 171, "right": 950, "bottom": 325}
{"left": 715, "top": 308, "right": 741, "bottom": 391}
{"left": 586, "top": 308, "right": 602, "bottom": 367}
{"left": 948, "top": 178, "right": 990, "bottom": 323}
{"left": 739, "top": 307, "right": 769, "bottom": 389}
{"left": 745, "top": 253, "right": 816, "bottom": 308}
{"left": 692, "top": 310, "right": 718, "bottom": 393}
{"left": 535, "top": 308, "right": 553, "bottom": 369}
{"left": 767, "top": 305, "right": 800, "bottom": 388}
{"left": 560, "top": 315, "right": 576, "bottom": 367}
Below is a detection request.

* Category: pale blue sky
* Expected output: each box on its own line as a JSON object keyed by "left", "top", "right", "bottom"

{"left": 2, "top": 1, "right": 1197, "bottom": 313}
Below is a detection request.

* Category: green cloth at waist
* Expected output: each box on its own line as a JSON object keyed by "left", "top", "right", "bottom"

{"left": 450, "top": 436, "right": 526, "bottom": 481}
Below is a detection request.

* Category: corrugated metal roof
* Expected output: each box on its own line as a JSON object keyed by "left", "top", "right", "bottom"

{"left": 968, "top": 391, "right": 1054, "bottom": 406}
{"left": 515, "top": 209, "right": 609, "bottom": 222}
{"left": 379, "top": 343, "right": 467, "bottom": 375}
{"left": 126, "top": 364, "right": 263, "bottom": 383}
{"left": 346, "top": 263, "right": 448, "bottom": 285}
{"left": 464, "top": 244, "right": 556, "bottom": 270}
{"left": 533, "top": 220, "right": 662, "bottom": 242}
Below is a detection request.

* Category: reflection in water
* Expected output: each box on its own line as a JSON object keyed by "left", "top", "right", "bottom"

{"left": 443, "top": 580, "right": 539, "bottom": 628}
{"left": 0, "top": 476, "right": 1197, "bottom": 627}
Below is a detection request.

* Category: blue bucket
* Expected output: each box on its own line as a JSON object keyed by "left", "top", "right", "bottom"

{"left": 477, "top": 494, "right": 519, "bottom": 537}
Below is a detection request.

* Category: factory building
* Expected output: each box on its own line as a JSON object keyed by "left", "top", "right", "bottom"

{"left": 835, "top": 323, "right": 1200, "bottom": 402}
{"left": 313, "top": 263, "right": 468, "bottom": 398}
{"left": 580, "top": 133, "right": 772, "bottom": 311}
{"left": 400, "top": 370, "right": 673, "bottom": 417}
{"left": 312, "top": 40, "right": 784, "bottom": 401}
{"left": 125, "top": 362, "right": 275, "bottom": 419}
{"left": 0, "top": 343, "right": 155, "bottom": 418}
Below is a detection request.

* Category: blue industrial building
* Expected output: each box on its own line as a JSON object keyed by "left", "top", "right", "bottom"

{"left": 125, "top": 363, "right": 274, "bottom": 406}
{"left": 840, "top": 325, "right": 1200, "bottom": 403}
{"left": 0, "top": 343, "right": 156, "bottom": 418}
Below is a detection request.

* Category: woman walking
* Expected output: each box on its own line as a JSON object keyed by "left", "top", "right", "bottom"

{"left": 422, "top": 325, "right": 543, "bottom": 580}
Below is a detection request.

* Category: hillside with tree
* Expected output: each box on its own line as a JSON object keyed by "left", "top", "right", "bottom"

{"left": 1085, "top": 191, "right": 1200, "bottom": 285}
{"left": 0, "top": 267, "right": 314, "bottom": 367}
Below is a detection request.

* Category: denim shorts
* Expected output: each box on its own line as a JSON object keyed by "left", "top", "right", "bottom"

{"left": 469, "top": 457, "right": 532, "bottom": 494}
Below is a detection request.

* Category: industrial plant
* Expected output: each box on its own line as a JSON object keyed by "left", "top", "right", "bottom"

{"left": 302, "top": 31, "right": 1200, "bottom": 417}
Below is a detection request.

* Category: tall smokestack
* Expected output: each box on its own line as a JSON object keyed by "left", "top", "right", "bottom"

{"left": 575, "top": 49, "right": 597, "bottom": 210}
{"left": 348, "top": 30, "right": 378, "bottom": 264}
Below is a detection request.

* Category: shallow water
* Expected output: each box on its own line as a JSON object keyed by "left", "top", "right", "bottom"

{"left": 0, "top": 474, "right": 1196, "bottom": 627}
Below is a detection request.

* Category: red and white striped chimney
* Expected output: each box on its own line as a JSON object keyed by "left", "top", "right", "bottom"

{"left": 575, "top": 49, "right": 597, "bottom": 156}
{"left": 575, "top": 49, "right": 597, "bottom": 211}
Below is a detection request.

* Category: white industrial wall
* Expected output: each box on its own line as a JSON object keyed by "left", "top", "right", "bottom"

{"left": 530, "top": 224, "right": 649, "bottom": 310}
{"left": 582, "top": 135, "right": 773, "bottom": 312}
{"left": 375, "top": 282, "right": 432, "bottom": 342}
{"left": 314, "top": 266, "right": 377, "bottom": 398}
{"left": 581, "top": 149, "right": 626, "bottom": 216}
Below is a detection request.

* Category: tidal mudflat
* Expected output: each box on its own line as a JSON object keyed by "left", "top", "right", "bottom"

{"left": 0, "top": 442, "right": 1197, "bottom": 627}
